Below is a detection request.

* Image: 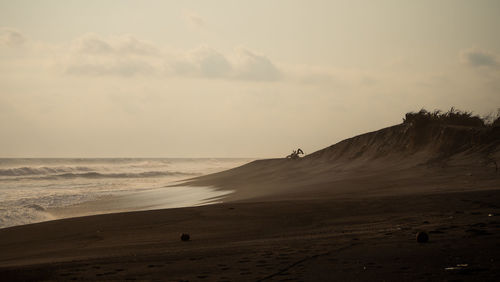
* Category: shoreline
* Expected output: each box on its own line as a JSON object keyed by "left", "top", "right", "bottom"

{"left": 0, "top": 158, "right": 251, "bottom": 229}
{"left": 0, "top": 185, "right": 233, "bottom": 230}
{"left": 44, "top": 185, "right": 234, "bottom": 226}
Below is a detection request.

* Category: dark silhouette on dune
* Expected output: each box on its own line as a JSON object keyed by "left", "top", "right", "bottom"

{"left": 403, "top": 108, "right": 487, "bottom": 128}
{"left": 286, "top": 148, "right": 304, "bottom": 159}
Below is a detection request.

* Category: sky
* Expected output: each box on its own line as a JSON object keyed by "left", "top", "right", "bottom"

{"left": 1, "top": 0, "right": 499, "bottom": 158}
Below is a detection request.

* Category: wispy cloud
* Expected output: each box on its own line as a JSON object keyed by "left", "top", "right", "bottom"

{"left": 167, "top": 46, "right": 282, "bottom": 81}
{"left": 231, "top": 47, "right": 281, "bottom": 81}
{"left": 460, "top": 48, "right": 499, "bottom": 68}
{"left": 2, "top": 31, "right": 367, "bottom": 85}
{"left": 62, "top": 33, "right": 283, "bottom": 80}
{"left": 0, "top": 27, "right": 25, "bottom": 47}
{"left": 72, "top": 33, "right": 160, "bottom": 56}
{"left": 64, "top": 34, "right": 163, "bottom": 76}
{"left": 184, "top": 12, "right": 205, "bottom": 29}
{"left": 168, "top": 46, "right": 232, "bottom": 78}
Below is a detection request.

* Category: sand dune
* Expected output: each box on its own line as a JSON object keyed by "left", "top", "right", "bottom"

{"left": 186, "top": 121, "right": 500, "bottom": 201}
{"left": 1, "top": 119, "right": 499, "bottom": 281}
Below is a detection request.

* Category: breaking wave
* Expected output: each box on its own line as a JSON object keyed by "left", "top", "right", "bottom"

{"left": 51, "top": 171, "right": 200, "bottom": 179}
{"left": 0, "top": 166, "right": 93, "bottom": 176}
{"left": 0, "top": 170, "right": 200, "bottom": 181}
{"left": 0, "top": 158, "right": 252, "bottom": 228}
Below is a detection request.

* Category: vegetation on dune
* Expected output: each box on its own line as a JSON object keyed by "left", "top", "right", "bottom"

{"left": 491, "top": 110, "right": 500, "bottom": 127}
{"left": 403, "top": 107, "right": 500, "bottom": 128}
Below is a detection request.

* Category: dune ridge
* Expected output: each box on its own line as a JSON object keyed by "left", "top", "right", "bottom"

{"left": 308, "top": 122, "right": 499, "bottom": 162}
{"left": 186, "top": 120, "right": 500, "bottom": 201}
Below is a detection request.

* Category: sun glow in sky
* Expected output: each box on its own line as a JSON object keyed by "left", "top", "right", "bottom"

{"left": 1, "top": 0, "right": 499, "bottom": 157}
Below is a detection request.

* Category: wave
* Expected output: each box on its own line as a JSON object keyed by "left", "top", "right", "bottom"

{"left": 0, "top": 166, "right": 93, "bottom": 176}
{"left": 45, "top": 171, "right": 200, "bottom": 180}
{"left": 24, "top": 204, "right": 46, "bottom": 211}
{"left": 0, "top": 165, "right": 200, "bottom": 180}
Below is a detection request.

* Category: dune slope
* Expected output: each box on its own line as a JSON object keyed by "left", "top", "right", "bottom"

{"left": 187, "top": 122, "right": 500, "bottom": 201}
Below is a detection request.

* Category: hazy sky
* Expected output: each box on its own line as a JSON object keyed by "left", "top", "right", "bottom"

{"left": 1, "top": 0, "right": 499, "bottom": 157}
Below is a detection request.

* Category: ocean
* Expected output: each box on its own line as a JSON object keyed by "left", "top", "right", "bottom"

{"left": 0, "top": 158, "right": 251, "bottom": 229}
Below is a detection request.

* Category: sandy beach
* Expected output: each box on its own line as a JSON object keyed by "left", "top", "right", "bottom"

{"left": 1, "top": 122, "right": 499, "bottom": 281}
{"left": 0, "top": 190, "right": 499, "bottom": 281}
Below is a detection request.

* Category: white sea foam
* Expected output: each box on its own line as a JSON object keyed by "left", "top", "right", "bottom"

{"left": 0, "top": 158, "right": 250, "bottom": 228}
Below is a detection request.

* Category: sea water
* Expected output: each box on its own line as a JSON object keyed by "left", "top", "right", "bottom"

{"left": 0, "top": 158, "right": 251, "bottom": 229}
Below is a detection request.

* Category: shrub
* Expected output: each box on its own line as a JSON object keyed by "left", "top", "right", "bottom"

{"left": 403, "top": 107, "right": 485, "bottom": 127}
{"left": 493, "top": 116, "right": 500, "bottom": 127}
{"left": 484, "top": 109, "right": 500, "bottom": 127}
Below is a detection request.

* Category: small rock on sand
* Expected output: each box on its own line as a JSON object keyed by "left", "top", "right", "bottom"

{"left": 416, "top": 231, "right": 429, "bottom": 243}
{"left": 181, "top": 233, "right": 190, "bottom": 241}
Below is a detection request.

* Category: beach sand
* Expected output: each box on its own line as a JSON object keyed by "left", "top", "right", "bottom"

{"left": 1, "top": 123, "right": 499, "bottom": 281}
{"left": 0, "top": 189, "right": 499, "bottom": 281}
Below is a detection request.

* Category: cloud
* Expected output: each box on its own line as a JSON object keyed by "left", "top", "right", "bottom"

{"left": 56, "top": 33, "right": 365, "bottom": 84}
{"left": 117, "top": 36, "right": 160, "bottom": 56}
{"left": 169, "top": 46, "right": 232, "bottom": 78}
{"left": 167, "top": 46, "right": 282, "bottom": 81}
{"left": 64, "top": 34, "right": 161, "bottom": 76}
{"left": 184, "top": 12, "right": 205, "bottom": 29}
{"left": 0, "top": 27, "right": 25, "bottom": 47}
{"left": 46, "top": 33, "right": 282, "bottom": 80}
{"left": 73, "top": 33, "right": 113, "bottom": 54}
{"left": 460, "top": 48, "right": 499, "bottom": 68}
{"left": 72, "top": 33, "right": 159, "bottom": 56}
{"left": 232, "top": 48, "right": 281, "bottom": 81}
